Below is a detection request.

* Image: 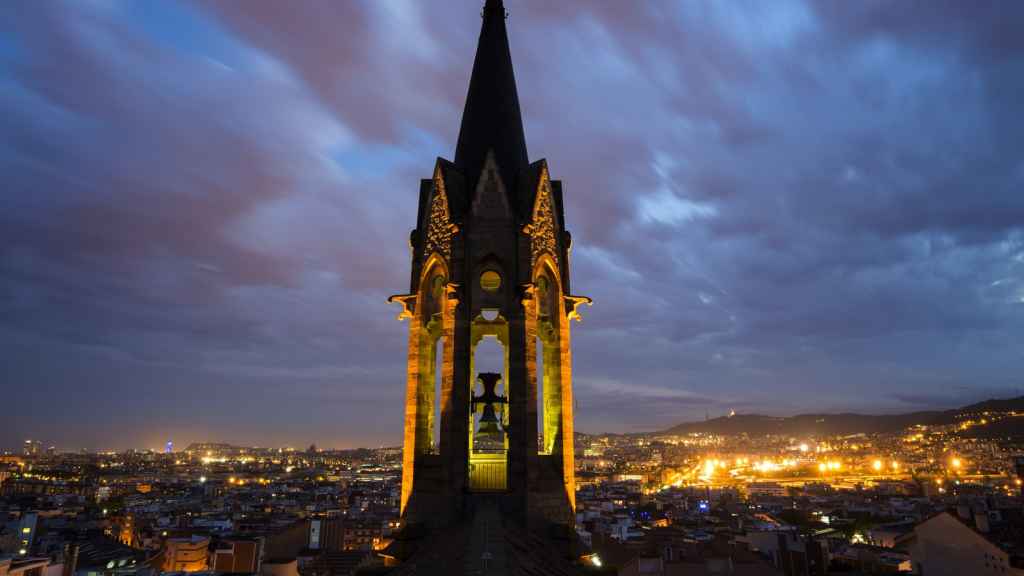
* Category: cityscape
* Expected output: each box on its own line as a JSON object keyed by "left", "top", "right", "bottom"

{"left": 4, "top": 0, "right": 1024, "bottom": 575}
{"left": 3, "top": 395, "right": 1023, "bottom": 575}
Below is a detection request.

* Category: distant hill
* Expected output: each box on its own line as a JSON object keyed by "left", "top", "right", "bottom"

{"left": 930, "top": 396, "right": 1024, "bottom": 424}
{"left": 658, "top": 396, "right": 1024, "bottom": 438}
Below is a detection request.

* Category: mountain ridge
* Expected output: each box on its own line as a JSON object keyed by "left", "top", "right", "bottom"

{"left": 655, "top": 396, "right": 1024, "bottom": 437}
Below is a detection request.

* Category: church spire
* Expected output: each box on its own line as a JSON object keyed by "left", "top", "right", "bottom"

{"left": 454, "top": 0, "right": 528, "bottom": 192}
{"left": 390, "top": 0, "right": 586, "bottom": 551}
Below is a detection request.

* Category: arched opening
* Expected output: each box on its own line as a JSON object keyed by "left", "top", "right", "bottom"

{"left": 534, "top": 263, "right": 562, "bottom": 456}
{"left": 472, "top": 337, "right": 505, "bottom": 453}
{"left": 468, "top": 312, "right": 509, "bottom": 491}
{"left": 415, "top": 260, "right": 447, "bottom": 456}
{"left": 474, "top": 337, "right": 503, "bottom": 373}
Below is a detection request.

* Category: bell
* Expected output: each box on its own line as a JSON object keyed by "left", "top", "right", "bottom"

{"left": 476, "top": 404, "right": 504, "bottom": 443}
{"left": 472, "top": 372, "right": 508, "bottom": 449}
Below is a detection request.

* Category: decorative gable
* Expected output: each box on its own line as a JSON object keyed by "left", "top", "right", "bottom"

{"left": 525, "top": 167, "right": 558, "bottom": 268}
{"left": 470, "top": 151, "right": 511, "bottom": 219}
{"left": 424, "top": 166, "right": 457, "bottom": 260}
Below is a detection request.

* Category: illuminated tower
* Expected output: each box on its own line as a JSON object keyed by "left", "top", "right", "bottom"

{"left": 389, "top": 0, "right": 589, "bottom": 531}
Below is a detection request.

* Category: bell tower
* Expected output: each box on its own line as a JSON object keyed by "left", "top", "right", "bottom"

{"left": 389, "top": 0, "right": 590, "bottom": 531}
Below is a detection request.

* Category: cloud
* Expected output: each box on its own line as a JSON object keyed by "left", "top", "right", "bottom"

{"left": 1, "top": 0, "right": 1023, "bottom": 448}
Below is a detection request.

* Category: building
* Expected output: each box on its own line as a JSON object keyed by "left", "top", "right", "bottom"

{"left": 71, "top": 536, "right": 146, "bottom": 576}
{"left": 0, "top": 557, "right": 50, "bottom": 576}
{"left": 308, "top": 517, "right": 345, "bottom": 552}
{"left": 211, "top": 540, "right": 260, "bottom": 574}
{"left": 339, "top": 519, "right": 383, "bottom": 552}
{"left": 162, "top": 536, "right": 210, "bottom": 573}
{"left": 384, "top": 0, "right": 590, "bottom": 572}
{"left": 258, "top": 559, "right": 296, "bottom": 576}
{"left": 747, "top": 483, "right": 788, "bottom": 498}
{"left": 909, "top": 511, "right": 1024, "bottom": 575}
{"left": 302, "top": 551, "right": 372, "bottom": 576}
{"left": 22, "top": 442, "right": 42, "bottom": 458}
{"left": 0, "top": 513, "right": 38, "bottom": 557}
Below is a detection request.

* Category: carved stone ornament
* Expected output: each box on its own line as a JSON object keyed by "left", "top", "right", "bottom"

{"left": 424, "top": 170, "right": 458, "bottom": 260}
{"left": 525, "top": 171, "right": 558, "bottom": 267}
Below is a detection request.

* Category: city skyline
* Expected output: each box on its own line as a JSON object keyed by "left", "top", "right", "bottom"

{"left": 7, "top": 391, "right": 1024, "bottom": 455}
{"left": 4, "top": 1, "right": 1024, "bottom": 452}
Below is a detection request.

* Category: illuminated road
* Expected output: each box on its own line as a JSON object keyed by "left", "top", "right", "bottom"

{"left": 658, "top": 462, "right": 1002, "bottom": 492}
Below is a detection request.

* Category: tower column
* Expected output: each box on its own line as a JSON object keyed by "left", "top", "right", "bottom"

{"left": 557, "top": 307, "right": 576, "bottom": 511}
{"left": 505, "top": 294, "right": 534, "bottom": 513}
{"left": 443, "top": 282, "right": 470, "bottom": 515}
{"left": 399, "top": 311, "right": 422, "bottom": 515}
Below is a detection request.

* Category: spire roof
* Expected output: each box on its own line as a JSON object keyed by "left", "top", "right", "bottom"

{"left": 453, "top": 0, "right": 528, "bottom": 192}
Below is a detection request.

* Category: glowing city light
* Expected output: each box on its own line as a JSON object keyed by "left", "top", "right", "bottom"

{"left": 872, "top": 460, "right": 883, "bottom": 471}
{"left": 703, "top": 460, "right": 716, "bottom": 476}
{"left": 818, "top": 461, "right": 842, "bottom": 473}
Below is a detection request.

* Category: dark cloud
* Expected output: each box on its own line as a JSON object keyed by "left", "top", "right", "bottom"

{"left": 1, "top": 0, "right": 1023, "bottom": 450}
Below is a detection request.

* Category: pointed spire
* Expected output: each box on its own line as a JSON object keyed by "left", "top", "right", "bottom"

{"left": 454, "top": 0, "right": 528, "bottom": 192}
{"left": 483, "top": 0, "right": 505, "bottom": 17}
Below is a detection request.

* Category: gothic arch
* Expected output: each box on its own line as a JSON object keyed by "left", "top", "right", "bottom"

{"left": 418, "top": 253, "right": 449, "bottom": 324}
{"left": 531, "top": 254, "right": 563, "bottom": 457}
{"left": 397, "top": 252, "right": 457, "bottom": 514}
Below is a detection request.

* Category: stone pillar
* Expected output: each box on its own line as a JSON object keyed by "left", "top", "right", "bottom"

{"left": 506, "top": 296, "right": 531, "bottom": 514}
{"left": 400, "top": 315, "right": 422, "bottom": 515}
{"left": 558, "top": 309, "right": 575, "bottom": 513}
{"left": 442, "top": 282, "right": 468, "bottom": 515}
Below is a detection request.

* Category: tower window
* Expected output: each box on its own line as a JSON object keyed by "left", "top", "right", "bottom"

{"left": 480, "top": 270, "right": 502, "bottom": 292}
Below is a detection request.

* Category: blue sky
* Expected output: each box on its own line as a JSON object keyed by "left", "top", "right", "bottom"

{"left": 2, "top": 1, "right": 1023, "bottom": 450}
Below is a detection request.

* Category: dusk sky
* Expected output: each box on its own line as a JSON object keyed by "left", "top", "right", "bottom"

{"left": 2, "top": 1, "right": 1024, "bottom": 451}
